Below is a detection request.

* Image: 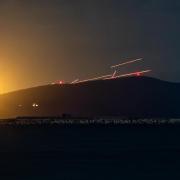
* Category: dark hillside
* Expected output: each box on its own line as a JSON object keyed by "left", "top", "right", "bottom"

{"left": 0, "top": 77, "right": 180, "bottom": 118}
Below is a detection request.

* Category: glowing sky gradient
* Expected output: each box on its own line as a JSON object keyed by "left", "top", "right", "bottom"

{"left": 0, "top": 0, "right": 180, "bottom": 93}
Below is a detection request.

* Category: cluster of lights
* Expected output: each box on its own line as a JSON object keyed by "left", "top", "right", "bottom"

{"left": 32, "top": 103, "right": 39, "bottom": 107}
{"left": 17, "top": 103, "right": 40, "bottom": 109}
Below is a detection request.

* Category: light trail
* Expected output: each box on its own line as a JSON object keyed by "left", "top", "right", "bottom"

{"left": 74, "top": 74, "right": 112, "bottom": 84}
{"left": 71, "top": 79, "right": 79, "bottom": 84}
{"left": 112, "top": 70, "right": 117, "bottom": 78}
{"left": 104, "top": 70, "right": 152, "bottom": 80}
{"left": 72, "top": 58, "right": 151, "bottom": 84}
{"left": 111, "top": 58, "right": 143, "bottom": 68}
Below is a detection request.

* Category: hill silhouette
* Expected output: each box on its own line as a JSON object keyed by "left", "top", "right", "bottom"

{"left": 0, "top": 76, "right": 180, "bottom": 118}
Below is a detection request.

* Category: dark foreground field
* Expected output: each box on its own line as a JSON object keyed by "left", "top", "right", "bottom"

{"left": 0, "top": 124, "right": 180, "bottom": 179}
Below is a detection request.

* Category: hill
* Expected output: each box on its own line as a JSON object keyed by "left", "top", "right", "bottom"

{"left": 0, "top": 76, "right": 180, "bottom": 118}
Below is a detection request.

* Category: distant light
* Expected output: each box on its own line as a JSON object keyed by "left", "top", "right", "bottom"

{"left": 32, "top": 103, "right": 39, "bottom": 108}
{"left": 18, "top": 104, "right": 22, "bottom": 107}
{"left": 59, "top": 81, "right": 63, "bottom": 85}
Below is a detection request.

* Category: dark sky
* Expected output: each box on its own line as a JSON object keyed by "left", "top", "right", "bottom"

{"left": 0, "top": 0, "right": 180, "bottom": 93}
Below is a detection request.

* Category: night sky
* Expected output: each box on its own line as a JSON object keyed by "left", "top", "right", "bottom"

{"left": 0, "top": 0, "right": 180, "bottom": 93}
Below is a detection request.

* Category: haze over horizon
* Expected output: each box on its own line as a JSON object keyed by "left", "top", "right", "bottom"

{"left": 0, "top": 0, "right": 180, "bottom": 93}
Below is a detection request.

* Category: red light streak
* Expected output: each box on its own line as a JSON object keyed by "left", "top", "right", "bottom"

{"left": 105, "top": 70, "right": 152, "bottom": 80}
{"left": 136, "top": 72, "right": 141, "bottom": 76}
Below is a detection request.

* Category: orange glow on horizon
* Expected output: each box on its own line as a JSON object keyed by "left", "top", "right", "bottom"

{"left": 0, "top": 76, "right": 13, "bottom": 94}
{"left": 0, "top": 64, "right": 21, "bottom": 94}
